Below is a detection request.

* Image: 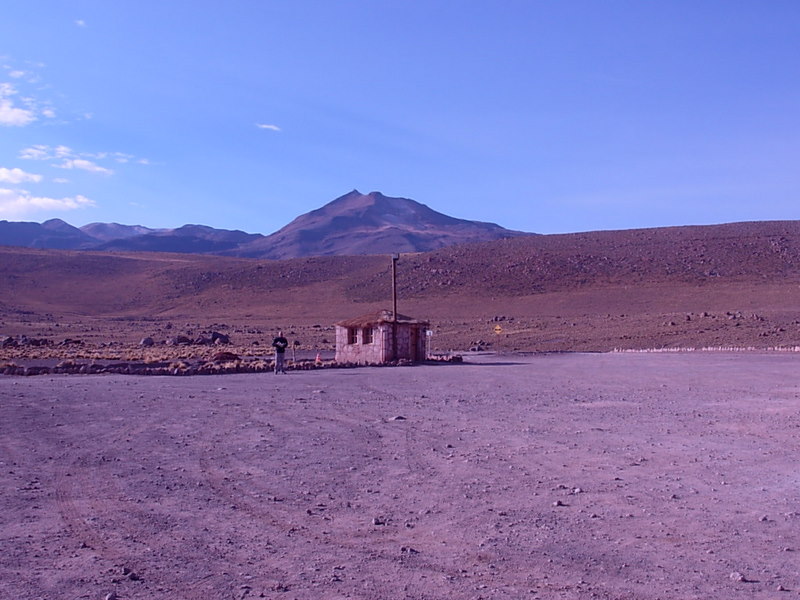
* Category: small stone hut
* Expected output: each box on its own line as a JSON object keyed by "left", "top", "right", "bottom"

{"left": 335, "top": 309, "right": 430, "bottom": 365}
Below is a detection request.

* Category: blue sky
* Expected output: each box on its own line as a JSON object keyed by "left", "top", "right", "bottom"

{"left": 1, "top": 1, "right": 798, "bottom": 235}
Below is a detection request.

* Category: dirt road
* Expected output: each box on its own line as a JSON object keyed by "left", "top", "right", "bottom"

{"left": 2, "top": 352, "right": 800, "bottom": 599}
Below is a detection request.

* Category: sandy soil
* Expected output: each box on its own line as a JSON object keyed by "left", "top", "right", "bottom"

{"left": 2, "top": 352, "right": 800, "bottom": 599}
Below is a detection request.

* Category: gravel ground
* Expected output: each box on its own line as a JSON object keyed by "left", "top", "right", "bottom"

{"left": 2, "top": 352, "right": 800, "bottom": 600}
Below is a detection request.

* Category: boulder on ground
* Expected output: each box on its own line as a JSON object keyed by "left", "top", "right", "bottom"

{"left": 15, "top": 336, "right": 50, "bottom": 347}
{"left": 211, "top": 351, "right": 240, "bottom": 362}
{"left": 211, "top": 332, "right": 230, "bottom": 345}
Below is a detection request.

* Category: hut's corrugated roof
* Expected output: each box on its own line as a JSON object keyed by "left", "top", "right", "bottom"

{"left": 335, "top": 309, "right": 429, "bottom": 328}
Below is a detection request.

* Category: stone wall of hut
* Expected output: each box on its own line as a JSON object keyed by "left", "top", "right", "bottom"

{"left": 335, "top": 323, "right": 427, "bottom": 364}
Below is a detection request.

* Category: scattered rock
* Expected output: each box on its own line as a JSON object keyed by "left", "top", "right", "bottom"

{"left": 139, "top": 336, "right": 155, "bottom": 347}
{"left": 729, "top": 571, "right": 747, "bottom": 582}
{"left": 211, "top": 331, "right": 230, "bottom": 345}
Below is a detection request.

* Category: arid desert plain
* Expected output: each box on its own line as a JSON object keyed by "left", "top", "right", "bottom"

{"left": 5, "top": 223, "right": 800, "bottom": 599}
{"left": 3, "top": 351, "right": 800, "bottom": 600}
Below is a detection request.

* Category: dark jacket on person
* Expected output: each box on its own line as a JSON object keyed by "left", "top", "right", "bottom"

{"left": 272, "top": 336, "right": 289, "bottom": 353}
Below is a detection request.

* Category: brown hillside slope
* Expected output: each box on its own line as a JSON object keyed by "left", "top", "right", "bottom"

{"left": 2, "top": 220, "right": 800, "bottom": 358}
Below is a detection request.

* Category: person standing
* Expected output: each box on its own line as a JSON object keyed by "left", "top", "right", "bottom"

{"left": 272, "top": 330, "right": 289, "bottom": 374}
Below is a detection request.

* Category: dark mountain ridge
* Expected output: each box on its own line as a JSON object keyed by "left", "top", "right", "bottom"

{"left": 93, "top": 224, "right": 264, "bottom": 254}
{"left": 230, "top": 190, "right": 525, "bottom": 258}
{"left": 0, "top": 190, "right": 524, "bottom": 258}
{"left": 0, "top": 218, "right": 96, "bottom": 249}
{"left": 80, "top": 222, "right": 163, "bottom": 241}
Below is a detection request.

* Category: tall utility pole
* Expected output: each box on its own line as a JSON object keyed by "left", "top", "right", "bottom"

{"left": 391, "top": 253, "right": 399, "bottom": 360}
{"left": 391, "top": 253, "right": 399, "bottom": 320}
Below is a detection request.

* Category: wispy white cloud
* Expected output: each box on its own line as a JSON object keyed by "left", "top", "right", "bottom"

{"left": 0, "top": 167, "right": 42, "bottom": 184}
{"left": 1, "top": 62, "right": 68, "bottom": 125}
{"left": 256, "top": 123, "right": 281, "bottom": 132}
{"left": 75, "top": 19, "right": 87, "bottom": 27}
{"left": 0, "top": 99, "right": 35, "bottom": 126}
{"left": 4, "top": 65, "right": 42, "bottom": 85}
{"left": 53, "top": 178, "right": 70, "bottom": 184}
{"left": 18, "top": 144, "right": 149, "bottom": 175}
{"left": 0, "top": 187, "right": 94, "bottom": 218}
{"left": 0, "top": 83, "right": 36, "bottom": 126}
{"left": 18, "top": 145, "right": 50, "bottom": 160}
{"left": 55, "top": 158, "right": 113, "bottom": 175}
{"left": 107, "top": 151, "right": 134, "bottom": 164}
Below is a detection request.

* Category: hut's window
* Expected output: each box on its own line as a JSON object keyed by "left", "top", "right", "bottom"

{"left": 347, "top": 327, "right": 358, "bottom": 345}
{"left": 362, "top": 327, "right": 374, "bottom": 344}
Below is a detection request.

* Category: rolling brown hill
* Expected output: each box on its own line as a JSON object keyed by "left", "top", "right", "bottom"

{"left": 2, "top": 219, "right": 800, "bottom": 357}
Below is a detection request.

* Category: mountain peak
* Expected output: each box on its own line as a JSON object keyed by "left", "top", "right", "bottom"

{"left": 234, "top": 190, "right": 525, "bottom": 259}
{"left": 325, "top": 189, "right": 397, "bottom": 209}
{"left": 41, "top": 218, "right": 74, "bottom": 231}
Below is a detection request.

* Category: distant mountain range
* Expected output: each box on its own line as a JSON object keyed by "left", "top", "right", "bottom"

{"left": 0, "top": 190, "right": 525, "bottom": 258}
